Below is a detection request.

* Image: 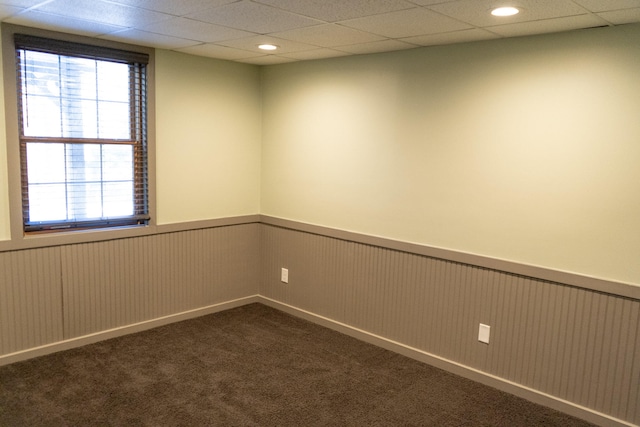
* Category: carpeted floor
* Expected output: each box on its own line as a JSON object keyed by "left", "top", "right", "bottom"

{"left": 0, "top": 303, "right": 595, "bottom": 426}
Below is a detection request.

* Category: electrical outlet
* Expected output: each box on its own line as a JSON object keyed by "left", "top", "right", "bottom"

{"left": 478, "top": 323, "right": 490, "bottom": 344}
{"left": 281, "top": 268, "right": 289, "bottom": 283}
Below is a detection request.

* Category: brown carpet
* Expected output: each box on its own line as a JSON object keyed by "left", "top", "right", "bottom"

{"left": 0, "top": 303, "right": 595, "bottom": 426}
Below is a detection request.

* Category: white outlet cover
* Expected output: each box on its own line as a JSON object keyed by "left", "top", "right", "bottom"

{"left": 478, "top": 323, "right": 490, "bottom": 344}
{"left": 281, "top": 268, "right": 289, "bottom": 283}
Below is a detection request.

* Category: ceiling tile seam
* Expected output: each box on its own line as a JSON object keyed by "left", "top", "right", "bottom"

{"left": 481, "top": 13, "right": 614, "bottom": 32}
{"left": 162, "top": 31, "right": 361, "bottom": 58}
{"left": 98, "top": 0, "right": 222, "bottom": 18}
{"left": 183, "top": 15, "right": 327, "bottom": 37}
{"left": 397, "top": 28, "right": 505, "bottom": 43}
{"left": 322, "top": 23, "right": 478, "bottom": 46}
{"left": 179, "top": 42, "right": 275, "bottom": 58}
{"left": 1, "top": 0, "right": 56, "bottom": 21}
{"left": 566, "top": 0, "right": 619, "bottom": 26}
{"left": 284, "top": 22, "right": 390, "bottom": 45}
{"left": 18, "top": 0, "right": 56, "bottom": 14}
{"left": 420, "top": 4, "right": 604, "bottom": 32}
{"left": 249, "top": 0, "right": 423, "bottom": 24}
{"left": 324, "top": 4, "right": 501, "bottom": 39}
{"left": 111, "top": 16, "right": 268, "bottom": 45}
{"left": 95, "top": 27, "right": 200, "bottom": 45}
{"left": 421, "top": 4, "right": 482, "bottom": 28}
{"left": 588, "top": 14, "right": 617, "bottom": 28}
{"left": 14, "top": 7, "right": 175, "bottom": 35}
{"left": 565, "top": 0, "right": 637, "bottom": 14}
{"left": 259, "top": 25, "right": 391, "bottom": 49}
{"left": 188, "top": 0, "right": 327, "bottom": 32}
{"left": 416, "top": 5, "right": 504, "bottom": 36}
{"left": 99, "top": 0, "right": 168, "bottom": 16}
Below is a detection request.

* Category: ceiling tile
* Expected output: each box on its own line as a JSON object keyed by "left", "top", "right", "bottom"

{"left": 6, "top": 10, "right": 127, "bottom": 36}
{"left": 0, "top": 0, "right": 45, "bottom": 7}
{"left": 572, "top": 0, "right": 640, "bottom": 13}
{"left": 218, "top": 35, "right": 320, "bottom": 55}
{"left": 339, "top": 7, "right": 471, "bottom": 38}
{"left": 176, "top": 43, "right": 265, "bottom": 60}
{"left": 140, "top": 17, "right": 255, "bottom": 43}
{"left": 597, "top": 8, "right": 640, "bottom": 24}
{"left": 406, "top": 0, "right": 458, "bottom": 5}
{"left": 337, "top": 39, "right": 418, "bottom": 54}
{"left": 253, "top": 0, "right": 416, "bottom": 22}
{"left": 281, "top": 48, "right": 350, "bottom": 61}
{"left": 105, "top": 0, "right": 236, "bottom": 16}
{"left": 428, "top": 0, "right": 591, "bottom": 27}
{"left": 101, "top": 29, "right": 200, "bottom": 49}
{"left": 187, "top": 0, "right": 322, "bottom": 34}
{"left": 0, "top": 5, "right": 23, "bottom": 19}
{"left": 271, "top": 24, "right": 385, "bottom": 47}
{"left": 488, "top": 14, "right": 608, "bottom": 38}
{"left": 1, "top": 0, "right": 638, "bottom": 65}
{"left": 401, "top": 28, "right": 500, "bottom": 46}
{"left": 37, "top": 0, "right": 173, "bottom": 28}
{"left": 241, "top": 55, "right": 298, "bottom": 65}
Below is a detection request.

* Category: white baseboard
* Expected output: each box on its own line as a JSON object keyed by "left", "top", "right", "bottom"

{"left": 0, "top": 295, "right": 261, "bottom": 367}
{"left": 257, "top": 296, "right": 632, "bottom": 427}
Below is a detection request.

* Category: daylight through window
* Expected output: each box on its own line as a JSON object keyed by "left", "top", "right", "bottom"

{"left": 15, "top": 34, "right": 149, "bottom": 232}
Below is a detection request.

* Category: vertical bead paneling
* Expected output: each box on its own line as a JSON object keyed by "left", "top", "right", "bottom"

{"left": 0, "top": 248, "right": 63, "bottom": 355}
{"left": 61, "top": 224, "right": 260, "bottom": 339}
{"left": 260, "top": 224, "right": 640, "bottom": 425}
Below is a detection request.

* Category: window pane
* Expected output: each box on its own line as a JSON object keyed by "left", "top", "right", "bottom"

{"left": 28, "top": 183, "right": 67, "bottom": 222}
{"left": 60, "top": 56, "right": 96, "bottom": 97}
{"left": 23, "top": 95, "right": 62, "bottom": 137}
{"left": 26, "top": 143, "right": 65, "bottom": 184}
{"left": 103, "top": 182, "right": 133, "bottom": 217}
{"left": 26, "top": 143, "right": 137, "bottom": 222}
{"left": 103, "top": 145, "right": 133, "bottom": 181}
{"left": 22, "top": 51, "right": 61, "bottom": 98}
{"left": 97, "top": 61, "right": 129, "bottom": 102}
{"left": 61, "top": 98, "right": 98, "bottom": 138}
{"left": 98, "top": 100, "right": 130, "bottom": 139}
{"left": 66, "top": 144, "right": 101, "bottom": 182}
{"left": 22, "top": 51, "right": 63, "bottom": 137}
{"left": 67, "top": 182, "right": 102, "bottom": 219}
{"left": 60, "top": 56, "right": 98, "bottom": 138}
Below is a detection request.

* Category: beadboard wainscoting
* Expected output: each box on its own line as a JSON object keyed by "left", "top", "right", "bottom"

{"left": 259, "top": 219, "right": 639, "bottom": 427}
{"left": 0, "top": 221, "right": 261, "bottom": 364}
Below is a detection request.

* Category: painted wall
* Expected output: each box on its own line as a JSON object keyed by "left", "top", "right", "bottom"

{"left": 2, "top": 23, "right": 639, "bottom": 285}
{"left": 261, "top": 24, "right": 640, "bottom": 286}
{"left": 155, "top": 50, "right": 261, "bottom": 224}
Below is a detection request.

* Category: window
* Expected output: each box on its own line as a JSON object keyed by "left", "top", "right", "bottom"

{"left": 14, "top": 34, "right": 149, "bottom": 232}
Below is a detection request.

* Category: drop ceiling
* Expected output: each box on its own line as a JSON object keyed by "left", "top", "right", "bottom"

{"left": 1, "top": 0, "right": 639, "bottom": 65}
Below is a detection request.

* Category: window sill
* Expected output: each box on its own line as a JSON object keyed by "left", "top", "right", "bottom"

{"left": 0, "top": 215, "right": 261, "bottom": 253}
{"left": 0, "top": 223, "right": 156, "bottom": 252}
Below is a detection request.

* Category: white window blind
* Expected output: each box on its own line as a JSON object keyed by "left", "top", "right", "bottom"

{"left": 15, "top": 34, "right": 149, "bottom": 232}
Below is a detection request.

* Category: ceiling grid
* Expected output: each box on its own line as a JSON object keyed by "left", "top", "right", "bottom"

{"left": 0, "top": 0, "right": 638, "bottom": 64}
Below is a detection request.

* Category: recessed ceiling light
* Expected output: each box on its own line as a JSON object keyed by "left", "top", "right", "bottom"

{"left": 258, "top": 44, "right": 278, "bottom": 51}
{"left": 491, "top": 6, "right": 520, "bottom": 17}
